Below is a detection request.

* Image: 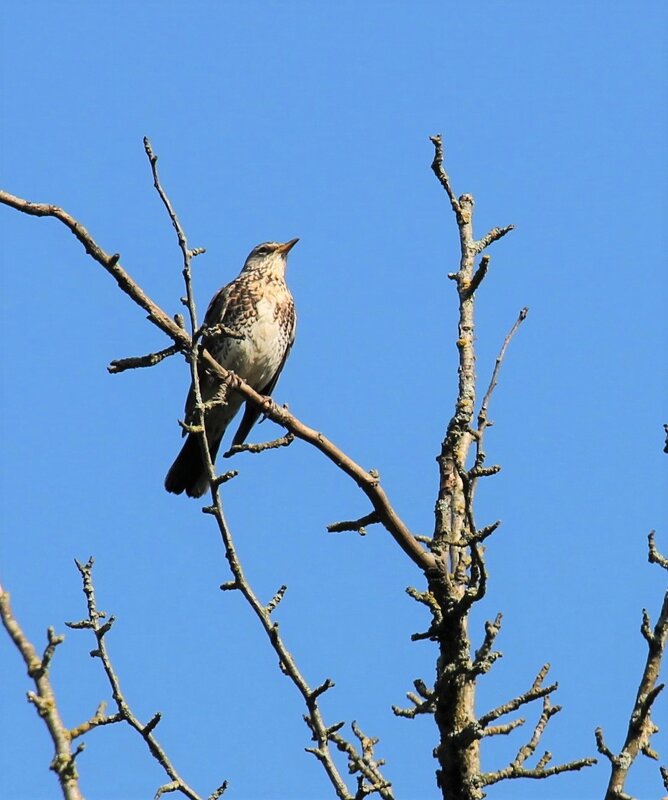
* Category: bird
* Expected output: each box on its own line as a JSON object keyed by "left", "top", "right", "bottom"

{"left": 165, "top": 239, "right": 298, "bottom": 498}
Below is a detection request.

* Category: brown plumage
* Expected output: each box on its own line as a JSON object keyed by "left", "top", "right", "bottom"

{"left": 165, "top": 239, "right": 298, "bottom": 497}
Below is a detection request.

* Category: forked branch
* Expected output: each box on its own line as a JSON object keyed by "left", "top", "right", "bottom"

{"left": 144, "top": 141, "right": 392, "bottom": 800}
{"left": 596, "top": 530, "right": 668, "bottom": 799}
{"left": 0, "top": 588, "right": 84, "bottom": 800}
{"left": 0, "top": 184, "right": 431, "bottom": 573}
{"left": 424, "top": 134, "right": 593, "bottom": 800}
{"left": 65, "top": 558, "right": 219, "bottom": 800}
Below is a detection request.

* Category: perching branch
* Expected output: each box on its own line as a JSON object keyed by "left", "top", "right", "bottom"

{"left": 0, "top": 135, "right": 600, "bottom": 800}
{"left": 0, "top": 587, "right": 85, "bottom": 800}
{"left": 144, "top": 141, "right": 392, "bottom": 800}
{"left": 0, "top": 185, "right": 432, "bottom": 573}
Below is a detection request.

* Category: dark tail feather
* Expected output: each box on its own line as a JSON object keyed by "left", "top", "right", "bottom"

{"left": 164, "top": 433, "right": 222, "bottom": 498}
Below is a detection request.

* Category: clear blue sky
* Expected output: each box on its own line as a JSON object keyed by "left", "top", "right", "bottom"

{"left": 1, "top": 3, "right": 666, "bottom": 799}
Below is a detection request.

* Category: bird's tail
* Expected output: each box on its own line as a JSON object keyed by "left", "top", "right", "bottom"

{"left": 164, "top": 433, "right": 222, "bottom": 498}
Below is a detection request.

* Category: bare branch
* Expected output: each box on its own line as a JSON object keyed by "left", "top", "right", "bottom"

{"left": 266, "top": 585, "right": 288, "bottom": 615}
{"left": 648, "top": 530, "right": 668, "bottom": 571}
{"left": 429, "top": 134, "right": 462, "bottom": 219}
{"left": 41, "top": 626, "right": 65, "bottom": 671}
{"left": 477, "top": 663, "right": 557, "bottom": 730}
{"left": 482, "top": 718, "right": 525, "bottom": 737}
{"left": 0, "top": 183, "right": 432, "bottom": 573}
{"left": 143, "top": 137, "right": 206, "bottom": 274}
{"left": 471, "top": 613, "right": 503, "bottom": 676}
{"left": 224, "top": 433, "right": 295, "bottom": 458}
{"left": 328, "top": 721, "right": 394, "bottom": 800}
{"left": 2, "top": 136, "right": 597, "bottom": 800}
{"left": 462, "top": 254, "right": 490, "bottom": 301}
{"left": 482, "top": 695, "right": 596, "bottom": 786}
{"left": 477, "top": 307, "right": 529, "bottom": 436}
{"left": 69, "top": 701, "right": 123, "bottom": 739}
{"left": 474, "top": 224, "right": 515, "bottom": 255}
{"left": 327, "top": 511, "right": 381, "bottom": 535}
{"left": 465, "top": 520, "right": 501, "bottom": 545}
{"left": 0, "top": 588, "right": 85, "bottom": 800}
{"left": 194, "top": 359, "right": 433, "bottom": 569}
{"left": 143, "top": 148, "right": 378, "bottom": 800}
{"left": 207, "top": 783, "right": 229, "bottom": 800}
{"left": 0, "top": 190, "right": 188, "bottom": 346}
{"left": 481, "top": 755, "right": 596, "bottom": 786}
{"left": 108, "top": 344, "right": 180, "bottom": 374}
{"left": 392, "top": 678, "right": 435, "bottom": 718}
{"left": 65, "top": 558, "right": 207, "bottom": 800}
{"left": 597, "top": 587, "right": 668, "bottom": 800}
{"left": 203, "top": 413, "right": 366, "bottom": 800}
{"left": 466, "top": 307, "right": 528, "bottom": 534}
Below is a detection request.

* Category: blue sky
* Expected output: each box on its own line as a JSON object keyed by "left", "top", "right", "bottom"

{"left": 1, "top": 3, "right": 666, "bottom": 799}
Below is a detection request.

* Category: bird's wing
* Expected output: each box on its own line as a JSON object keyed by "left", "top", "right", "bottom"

{"left": 230, "top": 305, "right": 296, "bottom": 448}
{"left": 182, "top": 282, "right": 235, "bottom": 430}
{"left": 201, "top": 281, "right": 235, "bottom": 344}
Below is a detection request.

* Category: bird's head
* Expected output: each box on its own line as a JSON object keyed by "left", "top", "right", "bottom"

{"left": 242, "top": 239, "right": 299, "bottom": 274}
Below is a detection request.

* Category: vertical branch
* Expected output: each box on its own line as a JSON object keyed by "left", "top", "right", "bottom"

{"left": 146, "top": 142, "right": 390, "bottom": 800}
{"left": 427, "top": 135, "right": 517, "bottom": 800}
{"left": 428, "top": 135, "right": 495, "bottom": 800}
{"left": 431, "top": 138, "right": 477, "bottom": 568}
{"left": 65, "top": 558, "right": 210, "bottom": 800}
{"left": 143, "top": 137, "right": 204, "bottom": 337}
{"left": 596, "top": 531, "right": 668, "bottom": 798}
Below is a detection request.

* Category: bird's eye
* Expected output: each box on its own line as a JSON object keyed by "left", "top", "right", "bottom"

{"left": 256, "top": 247, "right": 269, "bottom": 256}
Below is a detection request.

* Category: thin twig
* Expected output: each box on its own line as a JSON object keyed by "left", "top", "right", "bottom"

{"left": 327, "top": 511, "right": 381, "bottom": 535}
{"left": 471, "top": 613, "right": 503, "bottom": 676}
{"left": 429, "top": 134, "right": 462, "bottom": 219}
{"left": 0, "top": 186, "right": 432, "bottom": 573}
{"left": 648, "top": 530, "right": 668, "bottom": 571}
{"left": 462, "top": 255, "right": 490, "bottom": 301}
{"left": 467, "top": 307, "right": 528, "bottom": 521}
{"left": 0, "top": 588, "right": 85, "bottom": 800}
{"left": 596, "top": 583, "right": 668, "bottom": 800}
{"left": 478, "top": 664, "right": 556, "bottom": 729}
{"left": 481, "top": 694, "right": 596, "bottom": 785}
{"left": 145, "top": 144, "right": 390, "bottom": 800}
{"left": 477, "top": 307, "right": 529, "bottom": 434}
{"left": 328, "top": 721, "right": 394, "bottom": 799}
{"left": 224, "top": 433, "right": 295, "bottom": 458}
{"left": 69, "top": 702, "right": 123, "bottom": 739}
{"left": 392, "top": 678, "right": 435, "bottom": 719}
{"left": 108, "top": 344, "right": 180, "bottom": 374}
{"left": 474, "top": 224, "right": 515, "bottom": 256}
{"left": 65, "top": 558, "right": 209, "bottom": 800}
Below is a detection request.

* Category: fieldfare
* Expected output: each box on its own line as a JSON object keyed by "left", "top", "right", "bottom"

{"left": 165, "top": 239, "right": 298, "bottom": 497}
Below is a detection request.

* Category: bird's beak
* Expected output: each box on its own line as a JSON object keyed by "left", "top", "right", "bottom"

{"left": 277, "top": 238, "right": 299, "bottom": 255}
